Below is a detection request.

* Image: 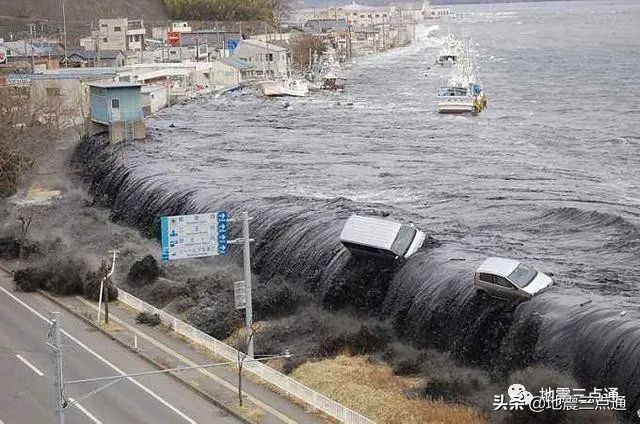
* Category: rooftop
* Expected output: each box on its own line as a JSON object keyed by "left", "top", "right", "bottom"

{"left": 238, "top": 39, "right": 287, "bottom": 52}
{"left": 89, "top": 82, "right": 142, "bottom": 89}
{"left": 67, "top": 50, "right": 125, "bottom": 60}
{"left": 477, "top": 257, "right": 521, "bottom": 276}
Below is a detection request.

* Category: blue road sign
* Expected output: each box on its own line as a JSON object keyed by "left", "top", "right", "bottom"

{"left": 161, "top": 212, "right": 229, "bottom": 261}
{"left": 226, "top": 39, "right": 239, "bottom": 52}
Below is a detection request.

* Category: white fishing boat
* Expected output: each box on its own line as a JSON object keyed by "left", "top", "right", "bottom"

{"left": 306, "top": 48, "right": 346, "bottom": 91}
{"left": 435, "top": 34, "right": 461, "bottom": 66}
{"left": 437, "top": 40, "right": 487, "bottom": 114}
{"left": 259, "top": 77, "right": 309, "bottom": 97}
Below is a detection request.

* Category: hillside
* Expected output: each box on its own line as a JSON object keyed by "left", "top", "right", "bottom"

{"left": 0, "top": 0, "right": 168, "bottom": 39}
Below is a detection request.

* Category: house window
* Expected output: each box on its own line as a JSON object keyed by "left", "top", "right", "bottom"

{"left": 114, "top": 26, "right": 121, "bottom": 32}
{"left": 11, "top": 86, "right": 30, "bottom": 97}
{"left": 111, "top": 98, "right": 120, "bottom": 109}
{"left": 103, "top": 37, "right": 108, "bottom": 43}
{"left": 46, "top": 87, "right": 60, "bottom": 97}
{"left": 267, "top": 53, "right": 273, "bottom": 62}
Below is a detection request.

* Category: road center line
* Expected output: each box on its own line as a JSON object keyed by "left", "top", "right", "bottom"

{"left": 15, "top": 354, "right": 44, "bottom": 377}
{"left": 68, "top": 397, "right": 102, "bottom": 424}
{"left": 0, "top": 286, "right": 198, "bottom": 424}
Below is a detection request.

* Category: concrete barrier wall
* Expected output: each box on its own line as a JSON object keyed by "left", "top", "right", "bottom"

{"left": 117, "top": 288, "right": 375, "bottom": 424}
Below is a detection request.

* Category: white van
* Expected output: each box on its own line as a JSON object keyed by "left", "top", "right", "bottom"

{"left": 339, "top": 215, "right": 426, "bottom": 260}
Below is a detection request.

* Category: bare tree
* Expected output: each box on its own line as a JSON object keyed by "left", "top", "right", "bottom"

{"left": 17, "top": 215, "right": 32, "bottom": 260}
{"left": 290, "top": 34, "right": 327, "bottom": 71}
{"left": 267, "top": 0, "right": 292, "bottom": 27}
{"left": 0, "top": 86, "right": 59, "bottom": 197}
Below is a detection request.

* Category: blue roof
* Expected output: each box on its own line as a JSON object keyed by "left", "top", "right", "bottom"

{"left": 219, "top": 57, "right": 254, "bottom": 70}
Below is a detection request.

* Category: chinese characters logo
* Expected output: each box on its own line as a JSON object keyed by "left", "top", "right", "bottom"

{"left": 494, "top": 384, "right": 626, "bottom": 412}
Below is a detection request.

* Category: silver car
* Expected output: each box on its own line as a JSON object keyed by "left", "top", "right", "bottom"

{"left": 474, "top": 257, "right": 553, "bottom": 301}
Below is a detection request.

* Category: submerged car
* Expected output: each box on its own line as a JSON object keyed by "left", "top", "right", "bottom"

{"left": 340, "top": 214, "right": 426, "bottom": 260}
{"left": 474, "top": 257, "right": 553, "bottom": 301}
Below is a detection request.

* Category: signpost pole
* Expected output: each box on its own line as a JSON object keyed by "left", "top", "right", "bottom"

{"left": 241, "top": 212, "right": 254, "bottom": 358}
{"left": 49, "top": 312, "right": 65, "bottom": 424}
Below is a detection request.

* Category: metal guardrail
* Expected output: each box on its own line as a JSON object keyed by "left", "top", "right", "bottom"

{"left": 117, "top": 288, "right": 375, "bottom": 424}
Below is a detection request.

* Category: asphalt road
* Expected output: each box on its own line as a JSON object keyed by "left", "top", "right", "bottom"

{"left": 0, "top": 274, "right": 242, "bottom": 424}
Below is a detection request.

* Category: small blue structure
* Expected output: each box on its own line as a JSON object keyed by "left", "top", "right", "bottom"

{"left": 89, "top": 82, "right": 146, "bottom": 142}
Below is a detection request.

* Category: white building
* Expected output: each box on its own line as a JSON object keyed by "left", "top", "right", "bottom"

{"left": 210, "top": 57, "right": 254, "bottom": 88}
{"left": 232, "top": 39, "right": 288, "bottom": 78}
{"left": 96, "top": 18, "right": 146, "bottom": 52}
{"left": 152, "top": 21, "right": 192, "bottom": 42}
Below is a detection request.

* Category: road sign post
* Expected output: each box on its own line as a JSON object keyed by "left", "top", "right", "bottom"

{"left": 241, "top": 212, "right": 254, "bottom": 358}
{"left": 160, "top": 211, "right": 253, "bottom": 357}
{"left": 161, "top": 212, "right": 228, "bottom": 261}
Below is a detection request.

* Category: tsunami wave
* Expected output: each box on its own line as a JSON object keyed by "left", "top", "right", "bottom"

{"left": 73, "top": 135, "right": 640, "bottom": 416}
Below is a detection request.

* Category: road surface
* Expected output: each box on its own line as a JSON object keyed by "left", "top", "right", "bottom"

{"left": 0, "top": 273, "right": 242, "bottom": 424}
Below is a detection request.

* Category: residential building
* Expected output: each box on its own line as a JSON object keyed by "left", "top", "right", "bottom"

{"left": 210, "top": 57, "right": 253, "bottom": 88}
{"left": 97, "top": 18, "right": 146, "bottom": 52}
{"left": 126, "top": 20, "right": 146, "bottom": 51}
{"left": 65, "top": 50, "right": 126, "bottom": 68}
{"left": 0, "top": 40, "right": 64, "bottom": 70}
{"left": 152, "top": 21, "right": 192, "bottom": 41}
{"left": 141, "top": 84, "right": 168, "bottom": 115}
{"left": 2, "top": 69, "right": 118, "bottom": 129}
{"left": 89, "top": 82, "right": 146, "bottom": 142}
{"left": 167, "top": 41, "right": 209, "bottom": 62}
{"left": 232, "top": 39, "right": 288, "bottom": 78}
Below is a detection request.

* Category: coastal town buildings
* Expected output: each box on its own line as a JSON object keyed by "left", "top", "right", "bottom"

{"left": 83, "top": 18, "right": 147, "bottom": 52}
{"left": 232, "top": 39, "right": 288, "bottom": 78}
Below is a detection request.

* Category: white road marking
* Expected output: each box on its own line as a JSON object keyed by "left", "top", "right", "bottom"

{"left": 0, "top": 286, "right": 198, "bottom": 424}
{"left": 15, "top": 354, "right": 44, "bottom": 377}
{"left": 76, "top": 297, "right": 298, "bottom": 424}
{"left": 68, "top": 397, "right": 102, "bottom": 424}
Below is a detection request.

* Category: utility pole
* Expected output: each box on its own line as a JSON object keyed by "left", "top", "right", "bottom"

{"left": 49, "top": 312, "right": 65, "bottom": 424}
{"left": 61, "top": 0, "right": 68, "bottom": 65}
{"left": 97, "top": 250, "right": 118, "bottom": 325}
{"left": 241, "top": 212, "right": 254, "bottom": 358}
{"left": 29, "top": 23, "right": 35, "bottom": 73}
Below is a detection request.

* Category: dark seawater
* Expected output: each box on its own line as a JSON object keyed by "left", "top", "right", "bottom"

{"left": 74, "top": 0, "right": 640, "bottom": 416}
{"left": 139, "top": 0, "right": 639, "bottom": 297}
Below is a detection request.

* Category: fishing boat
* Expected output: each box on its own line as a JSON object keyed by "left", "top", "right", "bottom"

{"left": 306, "top": 48, "right": 346, "bottom": 91}
{"left": 435, "top": 34, "right": 460, "bottom": 66}
{"left": 437, "top": 82, "right": 487, "bottom": 114}
{"left": 437, "top": 40, "right": 487, "bottom": 114}
{"left": 258, "top": 77, "right": 309, "bottom": 97}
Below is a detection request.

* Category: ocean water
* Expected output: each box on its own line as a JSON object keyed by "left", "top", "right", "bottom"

{"left": 77, "top": 0, "right": 640, "bottom": 413}
{"left": 137, "top": 0, "right": 640, "bottom": 298}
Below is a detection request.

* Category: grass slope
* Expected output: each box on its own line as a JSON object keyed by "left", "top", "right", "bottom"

{"left": 292, "top": 355, "right": 486, "bottom": 424}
